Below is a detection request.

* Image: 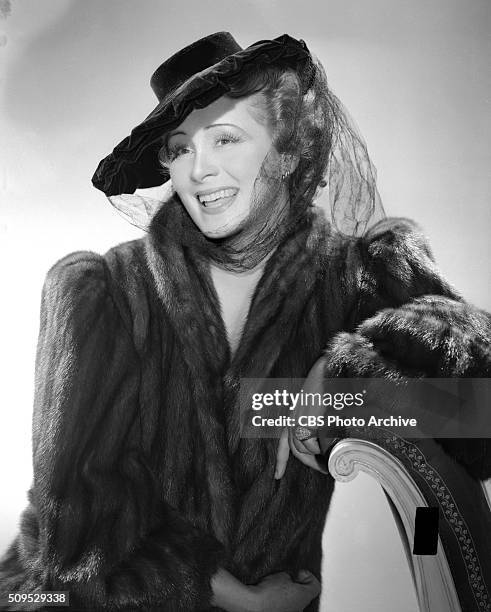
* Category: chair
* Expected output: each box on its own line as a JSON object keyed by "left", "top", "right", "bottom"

{"left": 327, "top": 432, "right": 491, "bottom": 612}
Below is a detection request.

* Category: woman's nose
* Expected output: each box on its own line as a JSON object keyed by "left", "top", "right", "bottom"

{"left": 190, "top": 148, "right": 219, "bottom": 182}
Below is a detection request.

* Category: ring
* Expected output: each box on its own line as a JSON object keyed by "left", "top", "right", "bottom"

{"left": 293, "top": 426, "right": 316, "bottom": 441}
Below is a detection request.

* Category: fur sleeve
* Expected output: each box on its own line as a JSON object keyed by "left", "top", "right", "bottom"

{"left": 356, "top": 217, "right": 461, "bottom": 320}
{"left": 324, "top": 218, "right": 491, "bottom": 479}
{"left": 0, "top": 253, "right": 225, "bottom": 611}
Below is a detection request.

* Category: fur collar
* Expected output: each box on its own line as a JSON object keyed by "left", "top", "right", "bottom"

{"left": 144, "top": 198, "right": 333, "bottom": 384}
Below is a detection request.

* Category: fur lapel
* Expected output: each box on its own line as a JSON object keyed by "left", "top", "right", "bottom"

{"left": 144, "top": 199, "right": 234, "bottom": 545}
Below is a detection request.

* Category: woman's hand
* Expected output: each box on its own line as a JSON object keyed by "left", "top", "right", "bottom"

{"left": 211, "top": 568, "right": 320, "bottom": 612}
{"left": 249, "top": 570, "right": 321, "bottom": 612}
{"left": 275, "top": 357, "right": 332, "bottom": 479}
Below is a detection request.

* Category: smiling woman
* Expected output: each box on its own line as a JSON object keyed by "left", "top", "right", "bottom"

{"left": 0, "top": 30, "right": 490, "bottom": 612}
{"left": 161, "top": 96, "right": 280, "bottom": 240}
{"left": 153, "top": 65, "right": 334, "bottom": 271}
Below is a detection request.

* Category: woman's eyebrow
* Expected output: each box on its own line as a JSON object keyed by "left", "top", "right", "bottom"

{"left": 205, "top": 122, "right": 241, "bottom": 131}
{"left": 168, "top": 123, "right": 242, "bottom": 138}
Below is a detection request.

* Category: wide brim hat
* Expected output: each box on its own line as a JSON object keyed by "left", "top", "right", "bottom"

{"left": 92, "top": 33, "right": 314, "bottom": 198}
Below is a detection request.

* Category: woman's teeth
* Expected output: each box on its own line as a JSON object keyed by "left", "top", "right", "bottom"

{"left": 198, "top": 189, "right": 238, "bottom": 206}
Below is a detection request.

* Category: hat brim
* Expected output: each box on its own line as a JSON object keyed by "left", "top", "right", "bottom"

{"left": 92, "top": 35, "right": 312, "bottom": 197}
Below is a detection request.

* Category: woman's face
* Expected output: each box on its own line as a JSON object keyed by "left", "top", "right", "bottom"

{"left": 165, "top": 95, "right": 277, "bottom": 239}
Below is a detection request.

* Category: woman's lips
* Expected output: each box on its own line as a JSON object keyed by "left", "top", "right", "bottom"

{"left": 198, "top": 191, "right": 238, "bottom": 215}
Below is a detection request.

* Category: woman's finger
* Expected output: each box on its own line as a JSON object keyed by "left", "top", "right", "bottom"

{"left": 289, "top": 434, "right": 328, "bottom": 473}
{"left": 275, "top": 427, "right": 290, "bottom": 479}
{"left": 291, "top": 427, "right": 321, "bottom": 455}
{"left": 298, "top": 437, "right": 321, "bottom": 455}
{"left": 296, "top": 569, "right": 321, "bottom": 594}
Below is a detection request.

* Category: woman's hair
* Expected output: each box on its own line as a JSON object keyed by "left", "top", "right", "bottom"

{"left": 221, "top": 60, "right": 382, "bottom": 236}
{"left": 224, "top": 62, "right": 331, "bottom": 218}
{"left": 158, "top": 63, "right": 330, "bottom": 214}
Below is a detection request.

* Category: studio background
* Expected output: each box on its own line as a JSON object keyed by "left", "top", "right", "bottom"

{"left": 0, "top": 1, "right": 489, "bottom": 610}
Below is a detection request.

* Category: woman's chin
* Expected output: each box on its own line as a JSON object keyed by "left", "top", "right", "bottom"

{"left": 202, "top": 227, "right": 240, "bottom": 240}
{"left": 200, "top": 219, "right": 246, "bottom": 240}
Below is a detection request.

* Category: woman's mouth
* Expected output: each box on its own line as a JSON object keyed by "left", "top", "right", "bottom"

{"left": 197, "top": 188, "right": 239, "bottom": 213}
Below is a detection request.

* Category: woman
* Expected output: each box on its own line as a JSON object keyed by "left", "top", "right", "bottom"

{"left": 0, "top": 32, "right": 489, "bottom": 611}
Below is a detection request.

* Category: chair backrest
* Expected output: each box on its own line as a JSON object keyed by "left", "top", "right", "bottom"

{"left": 327, "top": 434, "right": 491, "bottom": 612}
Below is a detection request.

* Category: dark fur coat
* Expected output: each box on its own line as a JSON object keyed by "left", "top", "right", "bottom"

{"left": 0, "top": 202, "right": 489, "bottom": 611}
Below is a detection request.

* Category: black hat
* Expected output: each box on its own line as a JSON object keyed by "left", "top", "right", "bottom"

{"left": 92, "top": 33, "right": 314, "bottom": 197}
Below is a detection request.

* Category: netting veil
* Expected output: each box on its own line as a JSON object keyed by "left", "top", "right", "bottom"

{"left": 107, "top": 56, "right": 385, "bottom": 271}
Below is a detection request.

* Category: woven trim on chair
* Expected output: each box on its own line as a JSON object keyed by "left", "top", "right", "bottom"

{"left": 381, "top": 433, "right": 490, "bottom": 612}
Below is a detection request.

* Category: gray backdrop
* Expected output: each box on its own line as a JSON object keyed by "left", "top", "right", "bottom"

{"left": 1, "top": 1, "right": 490, "bottom": 610}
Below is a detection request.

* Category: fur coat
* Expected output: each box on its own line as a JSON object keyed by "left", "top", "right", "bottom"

{"left": 0, "top": 201, "right": 489, "bottom": 611}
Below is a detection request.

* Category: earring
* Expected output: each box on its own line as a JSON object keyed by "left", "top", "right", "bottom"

{"left": 280, "top": 154, "right": 292, "bottom": 181}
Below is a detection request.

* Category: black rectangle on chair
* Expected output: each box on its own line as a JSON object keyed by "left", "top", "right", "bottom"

{"left": 413, "top": 507, "right": 439, "bottom": 555}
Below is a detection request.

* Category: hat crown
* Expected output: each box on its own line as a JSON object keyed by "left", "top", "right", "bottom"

{"left": 150, "top": 32, "right": 242, "bottom": 102}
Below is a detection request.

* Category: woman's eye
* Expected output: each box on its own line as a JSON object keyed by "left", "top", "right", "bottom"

{"left": 216, "top": 134, "right": 241, "bottom": 146}
{"left": 168, "top": 146, "right": 191, "bottom": 160}
{"left": 161, "top": 134, "right": 241, "bottom": 165}
{"left": 159, "top": 144, "right": 191, "bottom": 166}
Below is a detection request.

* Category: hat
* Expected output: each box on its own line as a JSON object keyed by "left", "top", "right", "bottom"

{"left": 92, "top": 32, "right": 314, "bottom": 198}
